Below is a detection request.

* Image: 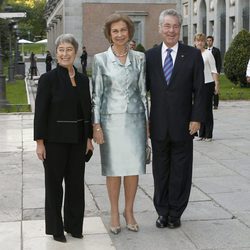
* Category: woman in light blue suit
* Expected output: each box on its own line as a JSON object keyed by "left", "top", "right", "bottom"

{"left": 92, "top": 13, "right": 148, "bottom": 234}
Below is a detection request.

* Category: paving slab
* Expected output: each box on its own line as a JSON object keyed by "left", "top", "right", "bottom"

{"left": 183, "top": 200, "right": 232, "bottom": 221}
{"left": 0, "top": 221, "right": 21, "bottom": 250}
{"left": 193, "top": 175, "right": 250, "bottom": 194}
{"left": 22, "top": 217, "right": 115, "bottom": 250}
{"left": 182, "top": 219, "right": 250, "bottom": 249}
{"left": 211, "top": 191, "right": 250, "bottom": 213}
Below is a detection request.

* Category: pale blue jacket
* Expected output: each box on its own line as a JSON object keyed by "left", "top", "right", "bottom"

{"left": 92, "top": 47, "right": 148, "bottom": 123}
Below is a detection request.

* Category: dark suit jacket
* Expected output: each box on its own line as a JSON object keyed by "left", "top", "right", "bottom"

{"left": 34, "top": 64, "right": 92, "bottom": 143}
{"left": 146, "top": 42, "right": 205, "bottom": 141}
{"left": 211, "top": 47, "right": 222, "bottom": 74}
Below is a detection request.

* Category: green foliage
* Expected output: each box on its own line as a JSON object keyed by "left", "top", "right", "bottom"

{"left": 136, "top": 43, "right": 146, "bottom": 53}
{"left": 224, "top": 29, "right": 250, "bottom": 87}
{"left": 5, "top": 0, "right": 46, "bottom": 41}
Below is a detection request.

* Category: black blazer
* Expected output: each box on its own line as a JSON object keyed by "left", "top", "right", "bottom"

{"left": 211, "top": 47, "right": 222, "bottom": 74}
{"left": 34, "top": 65, "right": 92, "bottom": 143}
{"left": 146, "top": 42, "right": 205, "bottom": 141}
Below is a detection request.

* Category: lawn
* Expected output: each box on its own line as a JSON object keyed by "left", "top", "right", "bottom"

{"left": 0, "top": 80, "right": 31, "bottom": 112}
{"left": 20, "top": 43, "right": 47, "bottom": 55}
{"left": 219, "top": 74, "right": 250, "bottom": 100}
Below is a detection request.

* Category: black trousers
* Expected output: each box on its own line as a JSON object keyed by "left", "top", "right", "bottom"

{"left": 199, "top": 82, "right": 215, "bottom": 139}
{"left": 43, "top": 142, "right": 86, "bottom": 236}
{"left": 151, "top": 137, "right": 193, "bottom": 218}
{"left": 81, "top": 63, "right": 87, "bottom": 75}
{"left": 213, "top": 93, "right": 219, "bottom": 107}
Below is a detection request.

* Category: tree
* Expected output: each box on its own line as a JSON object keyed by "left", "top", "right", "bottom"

{"left": 224, "top": 29, "right": 250, "bottom": 87}
{"left": 5, "top": 0, "right": 46, "bottom": 41}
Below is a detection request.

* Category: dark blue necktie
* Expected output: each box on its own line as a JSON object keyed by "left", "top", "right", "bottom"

{"left": 163, "top": 48, "right": 173, "bottom": 84}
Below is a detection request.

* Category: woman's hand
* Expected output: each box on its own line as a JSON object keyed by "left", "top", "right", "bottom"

{"left": 214, "top": 82, "right": 220, "bottom": 95}
{"left": 86, "top": 138, "right": 94, "bottom": 153}
{"left": 36, "top": 139, "right": 46, "bottom": 161}
{"left": 93, "top": 124, "right": 105, "bottom": 144}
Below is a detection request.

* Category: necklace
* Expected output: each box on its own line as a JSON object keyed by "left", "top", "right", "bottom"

{"left": 69, "top": 68, "right": 75, "bottom": 79}
{"left": 112, "top": 46, "right": 128, "bottom": 57}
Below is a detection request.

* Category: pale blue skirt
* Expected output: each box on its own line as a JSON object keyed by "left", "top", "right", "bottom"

{"left": 100, "top": 113, "right": 146, "bottom": 176}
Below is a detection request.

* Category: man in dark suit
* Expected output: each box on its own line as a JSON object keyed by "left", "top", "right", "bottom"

{"left": 207, "top": 35, "right": 222, "bottom": 109}
{"left": 146, "top": 9, "right": 205, "bottom": 229}
{"left": 80, "top": 46, "right": 88, "bottom": 75}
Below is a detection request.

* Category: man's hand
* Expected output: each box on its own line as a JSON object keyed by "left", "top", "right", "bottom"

{"left": 189, "top": 121, "right": 200, "bottom": 135}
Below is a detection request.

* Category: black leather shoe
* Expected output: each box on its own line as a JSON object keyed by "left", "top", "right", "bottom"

{"left": 65, "top": 230, "right": 83, "bottom": 239}
{"left": 156, "top": 216, "right": 168, "bottom": 228}
{"left": 167, "top": 216, "right": 181, "bottom": 229}
{"left": 53, "top": 235, "right": 67, "bottom": 243}
{"left": 71, "top": 233, "right": 83, "bottom": 239}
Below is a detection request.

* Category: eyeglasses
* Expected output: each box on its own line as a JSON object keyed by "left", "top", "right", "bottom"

{"left": 57, "top": 47, "right": 75, "bottom": 54}
{"left": 162, "top": 24, "right": 180, "bottom": 30}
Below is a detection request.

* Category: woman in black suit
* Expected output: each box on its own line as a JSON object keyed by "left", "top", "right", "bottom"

{"left": 34, "top": 34, "right": 93, "bottom": 243}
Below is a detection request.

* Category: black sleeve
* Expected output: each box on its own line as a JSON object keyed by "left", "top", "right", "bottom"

{"left": 33, "top": 73, "right": 51, "bottom": 140}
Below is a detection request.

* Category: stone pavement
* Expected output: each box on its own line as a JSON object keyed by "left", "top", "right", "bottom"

{"left": 1, "top": 101, "right": 250, "bottom": 250}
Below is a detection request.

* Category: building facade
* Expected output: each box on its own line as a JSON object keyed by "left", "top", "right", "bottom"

{"left": 44, "top": 0, "right": 250, "bottom": 68}
{"left": 44, "top": 0, "right": 177, "bottom": 68}
{"left": 181, "top": 0, "right": 250, "bottom": 56}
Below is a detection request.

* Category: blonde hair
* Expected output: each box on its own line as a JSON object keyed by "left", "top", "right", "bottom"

{"left": 194, "top": 33, "right": 206, "bottom": 42}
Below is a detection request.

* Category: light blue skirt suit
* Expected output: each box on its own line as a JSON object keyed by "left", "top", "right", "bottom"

{"left": 92, "top": 47, "right": 148, "bottom": 176}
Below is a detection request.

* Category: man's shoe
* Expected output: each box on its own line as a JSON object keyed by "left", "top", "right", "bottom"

{"left": 156, "top": 216, "right": 168, "bottom": 228}
{"left": 53, "top": 234, "right": 67, "bottom": 243}
{"left": 167, "top": 216, "right": 181, "bottom": 229}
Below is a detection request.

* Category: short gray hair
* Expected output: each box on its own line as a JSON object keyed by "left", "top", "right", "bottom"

{"left": 55, "top": 34, "right": 79, "bottom": 52}
{"left": 159, "top": 9, "right": 183, "bottom": 27}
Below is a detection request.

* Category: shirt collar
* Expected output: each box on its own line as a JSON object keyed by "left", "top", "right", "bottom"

{"left": 107, "top": 46, "right": 116, "bottom": 62}
{"left": 162, "top": 42, "right": 179, "bottom": 55}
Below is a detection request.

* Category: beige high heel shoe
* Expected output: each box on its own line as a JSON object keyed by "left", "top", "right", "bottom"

{"left": 123, "top": 212, "right": 139, "bottom": 232}
{"left": 110, "top": 226, "right": 121, "bottom": 235}
{"left": 110, "top": 213, "right": 121, "bottom": 235}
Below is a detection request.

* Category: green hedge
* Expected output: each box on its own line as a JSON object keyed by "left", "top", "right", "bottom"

{"left": 224, "top": 29, "right": 250, "bottom": 87}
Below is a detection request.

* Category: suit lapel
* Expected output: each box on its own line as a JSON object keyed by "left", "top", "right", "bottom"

{"left": 170, "top": 43, "right": 187, "bottom": 84}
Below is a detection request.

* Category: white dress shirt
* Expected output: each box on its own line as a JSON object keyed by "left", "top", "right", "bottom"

{"left": 202, "top": 49, "right": 218, "bottom": 84}
{"left": 161, "top": 42, "right": 178, "bottom": 68}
